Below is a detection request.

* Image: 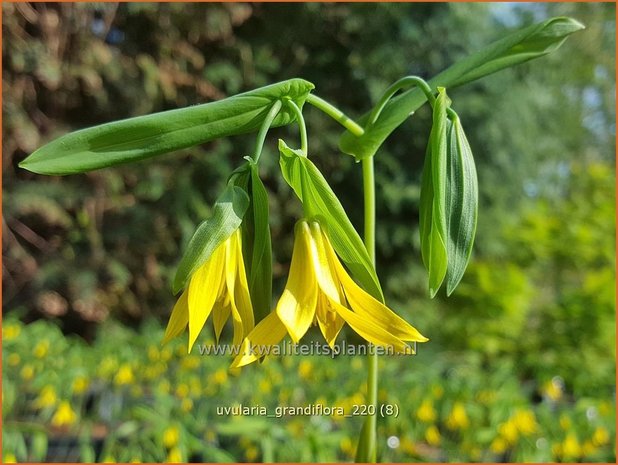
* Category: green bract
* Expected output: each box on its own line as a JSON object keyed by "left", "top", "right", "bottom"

{"left": 445, "top": 113, "right": 478, "bottom": 296}
{"left": 278, "top": 140, "right": 384, "bottom": 301}
{"left": 339, "top": 17, "right": 584, "bottom": 160}
{"left": 233, "top": 164, "right": 273, "bottom": 323}
{"left": 419, "top": 89, "right": 450, "bottom": 298}
{"left": 172, "top": 184, "right": 249, "bottom": 294}
{"left": 19, "top": 79, "right": 314, "bottom": 175}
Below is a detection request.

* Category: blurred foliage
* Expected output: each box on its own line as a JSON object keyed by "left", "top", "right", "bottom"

{"left": 2, "top": 2, "right": 615, "bottom": 463}
{"left": 2, "top": 316, "right": 615, "bottom": 462}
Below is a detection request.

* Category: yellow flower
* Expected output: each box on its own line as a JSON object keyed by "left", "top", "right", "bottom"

{"left": 513, "top": 409, "right": 537, "bottom": 435}
{"left": 163, "top": 425, "right": 180, "bottom": 448}
{"left": 3, "top": 323, "right": 21, "bottom": 341}
{"left": 33, "top": 340, "right": 50, "bottom": 358}
{"left": 490, "top": 437, "right": 508, "bottom": 454}
{"left": 245, "top": 446, "right": 259, "bottom": 461}
{"left": 4, "top": 453, "right": 17, "bottom": 463}
{"left": 298, "top": 360, "right": 313, "bottom": 380}
{"left": 20, "top": 365, "right": 34, "bottom": 381}
{"left": 114, "top": 364, "right": 135, "bottom": 386}
{"left": 102, "top": 455, "right": 116, "bottom": 463}
{"left": 562, "top": 432, "right": 581, "bottom": 459}
{"left": 232, "top": 220, "right": 427, "bottom": 367}
{"left": 416, "top": 399, "right": 437, "bottom": 423}
{"left": 34, "top": 386, "right": 58, "bottom": 409}
{"left": 72, "top": 376, "right": 90, "bottom": 395}
{"left": 164, "top": 229, "right": 254, "bottom": 351}
{"left": 167, "top": 447, "right": 183, "bottom": 463}
{"left": 51, "top": 401, "right": 77, "bottom": 427}
{"left": 498, "top": 420, "right": 519, "bottom": 444}
{"left": 425, "top": 425, "right": 441, "bottom": 446}
{"left": 592, "top": 426, "right": 610, "bottom": 446}
{"left": 542, "top": 379, "right": 562, "bottom": 401}
{"left": 559, "top": 413, "right": 572, "bottom": 430}
{"left": 181, "top": 398, "right": 193, "bottom": 412}
{"left": 446, "top": 402, "right": 469, "bottom": 430}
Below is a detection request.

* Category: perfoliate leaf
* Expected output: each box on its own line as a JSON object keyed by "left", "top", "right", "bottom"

{"left": 20, "top": 79, "right": 314, "bottom": 175}
{"left": 445, "top": 115, "right": 478, "bottom": 296}
{"left": 419, "top": 89, "right": 449, "bottom": 298}
{"left": 339, "top": 16, "right": 584, "bottom": 160}
{"left": 234, "top": 164, "right": 273, "bottom": 323}
{"left": 278, "top": 140, "right": 384, "bottom": 301}
{"left": 173, "top": 184, "right": 249, "bottom": 294}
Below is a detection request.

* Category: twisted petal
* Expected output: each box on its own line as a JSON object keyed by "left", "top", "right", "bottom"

{"left": 226, "top": 230, "right": 255, "bottom": 346}
{"left": 323, "top": 230, "right": 428, "bottom": 343}
{"left": 163, "top": 290, "right": 189, "bottom": 344}
{"left": 276, "top": 222, "right": 318, "bottom": 343}
{"left": 308, "top": 221, "right": 343, "bottom": 303}
{"left": 231, "top": 312, "right": 287, "bottom": 368}
{"left": 188, "top": 242, "right": 226, "bottom": 351}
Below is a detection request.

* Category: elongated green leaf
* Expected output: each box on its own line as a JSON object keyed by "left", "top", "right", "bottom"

{"left": 278, "top": 140, "right": 384, "bottom": 301}
{"left": 172, "top": 184, "right": 249, "bottom": 294}
{"left": 20, "top": 79, "right": 315, "bottom": 175}
{"left": 339, "top": 16, "right": 584, "bottom": 160}
{"left": 445, "top": 115, "right": 478, "bottom": 296}
{"left": 234, "top": 164, "right": 273, "bottom": 322}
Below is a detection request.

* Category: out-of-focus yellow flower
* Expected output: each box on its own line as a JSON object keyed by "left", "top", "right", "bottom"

{"left": 114, "top": 364, "right": 134, "bottom": 386}
{"left": 259, "top": 379, "right": 272, "bottom": 394}
{"left": 446, "top": 402, "right": 469, "bottom": 430}
{"left": 212, "top": 369, "right": 228, "bottom": 385}
{"left": 490, "top": 437, "right": 508, "bottom": 454}
{"left": 416, "top": 399, "right": 437, "bottom": 423}
{"left": 51, "top": 401, "right": 77, "bottom": 427}
{"left": 72, "top": 376, "right": 90, "bottom": 395}
{"left": 175, "top": 383, "right": 190, "bottom": 398}
{"left": 148, "top": 345, "right": 160, "bottom": 362}
{"left": 592, "top": 426, "right": 610, "bottom": 446}
{"left": 498, "top": 420, "right": 519, "bottom": 444}
{"left": 245, "top": 446, "right": 259, "bottom": 462}
{"left": 34, "top": 386, "right": 58, "bottom": 409}
{"left": 298, "top": 360, "right": 313, "bottom": 380}
{"left": 340, "top": 437, "right": 355, "bottom": 457}
{"left": 425, "top": 425, "right": 441, "bottom": 446}
{"left": 4, "top": 453, "right": 17, "bottom": 463}
{"left": 562, "top": 432, "right": 581, "bottom": 459}
{"left": 232, "top": 220, "right": 427, "bottom": 367}
{"left": 581, "top": 440, "right": 596, "bottom": 457}
{"left": 33, "top": 340, "right": 50, "bottom": 358}
{"left": 559, "top": 413, "right": 571, "bottom": 430}
{"left": 160, "top": 347, "right": 173, "bottom": 362}
{"left": 164, "top": 229, "right": 255, "bottom": 351}
{"left": 400, "top": 437, "right": 416, "bottom": 455}
{"left": 3, "top": 323, "right": 21, "bottom": 341}
{"left": 542, "top": 379, "right": 562, "bottom": 402}
{"left": 163, "top": 425, "right": 180, "bottom": 448}
{"left": 102, "top": 455, "right": 115, "bottom": 463}
{"left": 99, "top": 356, "right": 118, "bottom": 378}
{"left": 181, "top": 398, "right": 193, "bottom": 412}
{"left": 513, "top": 409, "right": 537, "bottom": 435}
{"left": 130, "top": 458, "right": 141, "bottom": 463}
{"left": 166, "top": 447, "right": 183, "bottom": 463}
{"left": 20, "top": 364, "right": 35, "bottom": 381}
{"left": 181, "top": 356, "right": 200, "bottom": 370}
{"left": 8, "top": 353, "right": 20, "bottom": 366}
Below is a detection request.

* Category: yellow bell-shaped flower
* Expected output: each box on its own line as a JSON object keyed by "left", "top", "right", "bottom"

{"left": 232, "top": 219, "right": 427, "bottom": 367}
{"left": 164, "top": 229, "right": 254, "bottom": 351}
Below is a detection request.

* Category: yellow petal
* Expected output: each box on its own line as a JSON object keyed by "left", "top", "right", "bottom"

{"left": 332, "top": 301, "right": 413, "bottom": 353}
{"left": 212, "top": 302, "right": 231, "bottom": 343}
{"left": 324, "top": 233, "right": 428, "bottom": 343}
{"left": 163, "top": 290, "right": 189, "bottom": 344}
{"left": 316, "top": 293, "right": 345, "bottom": 348}
{"left": 188, "top": 242, "right": 226, "bottom": 351}
{"left": 229, "top": 230, "right": 255, "bottom": 338}
{"left": 307, "top": 221, "right": 343, "bottom": 303}
{"left": 231, "top": 312, "right": 287, "bottom": 368}
{"left": 275, "top": 222, "right": 318, "bottom": 343}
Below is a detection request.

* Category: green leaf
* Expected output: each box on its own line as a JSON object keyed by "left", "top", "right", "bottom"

{"left": 445, "top": 115, "right": 478, "bottom": 296}
{"left": 339, "top": 16, "right": 584, "bottom": 160}
{"left": 172, "top": 184, "right": 249, "bottom": 294}
{"left": 419, "top": 89, "right": 449, "bottom": 298}
{"left": 234, "top": 164, "right": 273, "bottom": 322}
{"left": 278, "top": 139, "right": 384, "bottom": 301}
{"left": 20, "top": 78, "right": 315, "bottom": 175}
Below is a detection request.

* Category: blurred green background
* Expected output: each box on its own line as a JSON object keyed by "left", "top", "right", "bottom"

{"left": 2, "top": 2, "right": 615, "bottom": 462}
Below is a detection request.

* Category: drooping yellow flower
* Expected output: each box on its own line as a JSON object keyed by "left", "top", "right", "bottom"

{"left": 164, "top": 229, "right": 254, "bottom": 351}
{"left": 232, "top": 219, "right": 427, "bottom": 367}
{"left": 51, "top": 401, "right": 77, "bottom": 427}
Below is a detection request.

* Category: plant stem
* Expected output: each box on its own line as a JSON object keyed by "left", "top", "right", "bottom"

{"left": 367, "top": 76, "right": 436, "bottom": 126}
{"left": 253, "top": 100, "right": 283, "bottom": 163}
{"left": 306, "top": 94, "right": 365, "bottom": 137}
{"left": 285, "top": 99, "right": 308, "bottom": 155}
{"left": 359, "top": 155, "right": 378, "bottom": 463}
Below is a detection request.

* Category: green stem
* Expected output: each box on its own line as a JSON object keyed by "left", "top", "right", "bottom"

{"left": 306, "top": 93, "right": 365, "bottom": 137}
{"left": 253, "top": 100, "right": 283, "bottom": 163}
{"left": 285, "top": 99, "right": 308, "bottom": 155}
{"left": 359, "top": 156, "right": 378, "bottom": 463}
{"left": 367, "top": 76, "right": 436, "bottom": 126}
